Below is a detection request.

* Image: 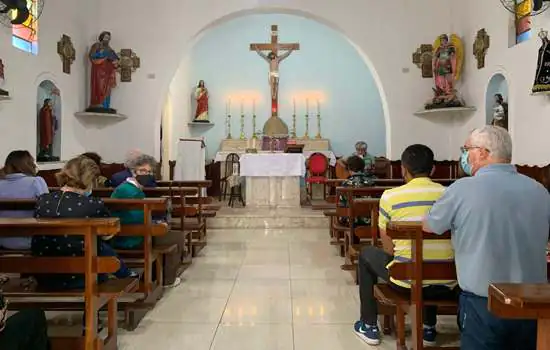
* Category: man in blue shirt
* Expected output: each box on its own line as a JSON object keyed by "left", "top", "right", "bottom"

{"left": 424, "top": 126, "right": 550, "bottom": 350}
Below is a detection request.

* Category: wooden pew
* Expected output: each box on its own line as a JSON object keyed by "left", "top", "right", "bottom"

{"left": 0, "top": 197, "right": 170, "bottom": 331}
{"left": 489, "top": 283, "right": 550, "bottom": 350}
{"left": 375, "top": 222, "right": 458, "bottom": 350}
{"left": 0, "top": 217, "right": 138, "bottom": 350}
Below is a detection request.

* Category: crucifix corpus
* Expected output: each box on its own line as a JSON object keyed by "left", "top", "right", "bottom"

{"left": 250, "top": 25, "right": 299, "bottom": 120}
{"left": 117, "top": 49, "right": 141, "bottom": 83}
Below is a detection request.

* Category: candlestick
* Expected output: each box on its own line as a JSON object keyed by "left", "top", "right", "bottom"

{"left": 316, "top": 99, "right": 320, "bottom": 115}
{"left": 291, "top": 113, "right": 297, "bottom": 138}
{"left": 303, "top": 113, "right": 309, "bottom": 139}
{"left": 226, "top": 114, "right": 232, "bottom": 139}
{"left": 315, "top": 113, "right": 322, "bottom": 139}
{"left": 239, "top": 113, "right": 245, "bottom": 140}
{"left": 252, "top": 114, "right": 257, "bottom": 139}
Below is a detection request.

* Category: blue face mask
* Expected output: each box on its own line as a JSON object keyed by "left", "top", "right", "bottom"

{"left": 460, "top": 151, "right": 472, "bottom": 176}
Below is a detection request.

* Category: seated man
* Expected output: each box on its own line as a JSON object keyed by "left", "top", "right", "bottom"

{"left": 338, "top": 155, "right": 375, "bottom": 227}
{"left": 424, "top": 126, "right": 549, "bottom": 350}
{"left": 337, "top": 141, "right": 376, "bottom": 175}
{"left": 0, "top": 293, "right": 49, "bottom": 350}
{"left": 111, "top": 149, "right": 157, "bottom": 188}
{"left": 354, "top": 144, "right": 456, "bottom": 346}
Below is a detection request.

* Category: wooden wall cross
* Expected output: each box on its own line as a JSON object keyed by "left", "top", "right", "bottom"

{"left": 117, "top": 49, "right": 141, "bottom": 82}
{"left": 57, "top": 34, "right": 76, "bottom": 75}
{"left": 412, "top": 44, "right": 433, "bottom": 78}
{"left": 473, "top": 28, "right": 490, "bottom": 69}
{"left": 250, "top": 25, "right": 300, "bottom": 117}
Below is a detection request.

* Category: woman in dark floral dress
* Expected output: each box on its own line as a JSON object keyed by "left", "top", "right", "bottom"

{"left": 32, "top": 156, "right": 136, "bottom": 290}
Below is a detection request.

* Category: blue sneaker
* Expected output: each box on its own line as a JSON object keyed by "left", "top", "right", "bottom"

{"left": 423, "top": 326, "right": 437, "bottom": 346}
{"left": 354, "top": 320, "right": 381, "bottom": 345}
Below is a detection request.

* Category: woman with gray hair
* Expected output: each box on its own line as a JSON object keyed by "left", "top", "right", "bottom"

{"left": 110, "top": 149, "right": 157, "bottom": 187}
{"left": 337, "top": 141, "right": 376, "bottom": 175}
{"left": 110, "top": 153, "right": 158, "bottom": 249}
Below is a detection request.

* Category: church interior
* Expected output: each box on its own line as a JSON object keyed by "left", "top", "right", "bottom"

{"left": 1, "top": 0, "right": 550, "bottom": 349}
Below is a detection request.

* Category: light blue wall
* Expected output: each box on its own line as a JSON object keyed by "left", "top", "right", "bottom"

{"left": 187, "top": 14, "right": 386, "bottom": 158}
{"left": 485, "top": 74, "right": 508, "bottom": 124}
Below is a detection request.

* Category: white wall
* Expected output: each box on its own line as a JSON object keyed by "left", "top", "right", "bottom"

{"left": 95, "top": 0, "right": 456, "bottom": 161}
{"left": 450, "top": 0, "right": 550, "bottom": 165}
{"left": 0, "top": 0, "right": 98, "bottom": 162}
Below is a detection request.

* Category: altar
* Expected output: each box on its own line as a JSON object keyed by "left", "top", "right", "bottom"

{"left": 240, "top": 153, "right": 306, "bottom": 208}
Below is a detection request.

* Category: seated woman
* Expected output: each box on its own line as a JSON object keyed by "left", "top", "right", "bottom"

{"left": 0, "top": 150, "right": 48, "bottom": 250}
{"left": 81, "top": 152, "right": 110, "bottom": 187}
{"left": 32, "top": 156, "right": 136, "bottom": 290}
{"left": 110, "top": 154, "right": 158, "bottom": 250}
{"left": 338, "top": 155, "right": 375, "bottom": 227}
{"left": 337, "top": 141, "right": 376, "bottom": 176}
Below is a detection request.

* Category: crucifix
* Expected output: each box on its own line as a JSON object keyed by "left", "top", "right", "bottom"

{"left": 250, "top": 25, "right": 300, "bottom": 118}
{"left": 57, "top": 34, "right": 76, "bottom": 75}
{"left": 117, "top": 49, "right": 141, "bottom": 82}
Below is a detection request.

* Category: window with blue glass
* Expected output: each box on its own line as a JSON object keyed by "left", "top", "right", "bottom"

{"left": 11, "top": 0, "right": 38, "bottom": 55}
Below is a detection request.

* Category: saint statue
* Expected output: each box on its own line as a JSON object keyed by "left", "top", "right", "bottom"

{"left": 491, "top": 93, "right": 508, "bottom": 130}
{"left": 37, "top": 98, "right": 58, "bottom": 161}
{"left": 86, "top": 31, "right": 119, "bottom": 114}
{"left": 532, "top": 29, "right": 550, "bottom": 94}
{"left": 0, "top": 59, "right": 8, "bottom": 96}
{"left": 426, "top": 34, "right": 465, "bottom": 109}
{"left": 193, "top": 80, "right": 209, "bottom": 122}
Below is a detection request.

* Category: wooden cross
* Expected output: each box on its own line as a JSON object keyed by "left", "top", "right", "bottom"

{"left": 57, "top": 34, "right": 76, "bottom": 75}
{"left": 412, "top": 44, "right": 433, "bottom": 78}
{"left": 250, "top": 25, "right": 300, "bottom": 117}
{"left": 117, "top": 49, "right": 141, "bottom": 83}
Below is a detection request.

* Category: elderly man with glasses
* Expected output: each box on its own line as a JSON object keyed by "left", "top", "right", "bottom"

{"left": 423, "top": 126, "right": 550, "bottom": 350}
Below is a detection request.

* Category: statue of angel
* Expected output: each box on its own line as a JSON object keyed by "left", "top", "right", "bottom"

{"left": 432, "top": 34, "right": 464, "bottom": 96}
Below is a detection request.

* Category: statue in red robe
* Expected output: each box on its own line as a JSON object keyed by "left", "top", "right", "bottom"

{"left": 86, "top": 31, "right": 119, "bottom": 114}
{"left": 38, "top": 99, "right": 56, "bottom": 156}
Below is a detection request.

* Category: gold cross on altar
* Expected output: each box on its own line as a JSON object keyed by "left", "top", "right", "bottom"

{"left": 250, "top": 25, "right": 300, "bottom": 117}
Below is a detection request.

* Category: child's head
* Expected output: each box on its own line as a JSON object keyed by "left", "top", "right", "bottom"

{"left": 346, "top": 155, "right": 365, "bottom": 173}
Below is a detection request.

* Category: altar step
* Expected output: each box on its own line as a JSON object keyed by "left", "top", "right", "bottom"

{"left": 207, "top": 206, "right": 328, "bottom": 229}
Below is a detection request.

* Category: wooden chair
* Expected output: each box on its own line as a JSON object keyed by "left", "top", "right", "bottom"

{"left": 220, "top": 153, "right": 240, "bottom": 201}
{"left": 0, "top": 217, "right": 138, "bottom": 350}
{"left": 375, "top": 222, "right": 458, "bottom": 350}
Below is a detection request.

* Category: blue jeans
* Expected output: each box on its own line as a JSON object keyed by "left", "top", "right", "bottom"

{"left": 458, "top": 291, "right": 536, "bottom": 350}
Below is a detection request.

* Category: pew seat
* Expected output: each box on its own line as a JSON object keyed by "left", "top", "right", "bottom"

{"left": 374, "top": 284, "right": 458, "bottom": 309}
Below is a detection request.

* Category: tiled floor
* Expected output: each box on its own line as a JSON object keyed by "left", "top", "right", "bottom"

{"left": 118, "top": 227, "right": 459, "bottom": 349}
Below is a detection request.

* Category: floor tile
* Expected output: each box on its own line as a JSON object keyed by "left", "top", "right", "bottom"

{"left": 118, "top": 322, "right": 217, "bottom": 350}
{"left": 294, "top": 324, "right": 393, "bottom": 350}
{"left": 292, "top": 296, "right": 359, "bottom": 324}
{"left": 238, "top": 264, "right": 290, "bottom": 280}
{"left": 231, "top": 279, "right": 291, "bottom": 299}
{"left": 291, "top": 279, "right": 357, "bottom": 299}
{"left": 173, "top": 279, "right": 235, "bottom": 298}
{"left": 144, "top": 294, "right": 228, "bottom": 323}
{"left": 210, "top": 324, "right": 294, "bottom": 350}
{"left": 222, "top": 295, "right": 292, "bottom": 324}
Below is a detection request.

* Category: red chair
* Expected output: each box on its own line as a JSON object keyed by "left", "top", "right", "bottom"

{"left": 305, "top": 152, "right": 329, "bottom": 199}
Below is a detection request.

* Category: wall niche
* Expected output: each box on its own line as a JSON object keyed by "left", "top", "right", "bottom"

{"left": 36, "top": 80, "right": 61, "bottom": 162}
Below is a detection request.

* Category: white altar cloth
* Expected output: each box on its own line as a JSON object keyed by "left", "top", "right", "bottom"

{"left": 240, "top": 154, "right": 306, "bottom": 207}
{"left": 215, "top": 150, "right": 336, "bottom": 166}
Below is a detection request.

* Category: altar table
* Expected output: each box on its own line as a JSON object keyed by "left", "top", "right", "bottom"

{"left": 240, "top": 153, "right": 306, "bottom": 208}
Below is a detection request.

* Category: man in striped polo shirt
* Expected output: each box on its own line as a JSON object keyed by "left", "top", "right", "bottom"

{"left": 354, "top": 144, "right": 456, "bottom": 346}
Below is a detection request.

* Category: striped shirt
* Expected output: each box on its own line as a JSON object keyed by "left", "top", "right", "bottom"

{"left": 378, "top": 177, "right": 455, "bottom": 288}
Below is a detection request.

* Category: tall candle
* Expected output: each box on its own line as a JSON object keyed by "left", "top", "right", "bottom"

{"left": 228, "top": 98, "right": 231, "bottom": 115}
{"left": 293, "top": 98, "right": 296, "bottom": 115}
{"left": 317, "top": 100, "right": 320, "bottom": 115}
{"left": 306, "top": 99, "right": 309, "bottom": 115}
{"left": 253, "top": 99, "right": 256, "bottom": 115}
{"left": 240, "top": 99, "right": 244, "bottom": 115}
{"left": 252, "top": 137, "right": 257, "bottom": 149}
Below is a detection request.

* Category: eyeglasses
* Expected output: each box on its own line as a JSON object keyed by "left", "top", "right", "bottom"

{"left": 460, "top": 146, "right": 486, "bottom": 153}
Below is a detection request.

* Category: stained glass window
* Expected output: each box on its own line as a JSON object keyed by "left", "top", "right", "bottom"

{"left": 515, "top": 0, "right": 533, "bottom": 44}
{"left": 11, "top": 0, "right": 38, "bottom": 55}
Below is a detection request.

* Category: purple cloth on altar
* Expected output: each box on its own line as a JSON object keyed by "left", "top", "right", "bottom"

{"left": 261, "top": 136, "right": 289, "bottom": 151}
